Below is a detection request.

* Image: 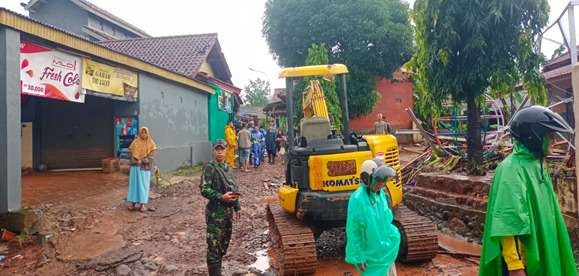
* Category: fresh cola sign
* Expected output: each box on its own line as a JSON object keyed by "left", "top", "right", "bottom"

{"left": 20, "top": 42, "right": 85, "bottom": 103}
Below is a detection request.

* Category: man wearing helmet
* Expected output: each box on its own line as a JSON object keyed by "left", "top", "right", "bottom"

{"left": 480, "top": 105, "right": 577, "bottom": 276}
{"left": 345, "top": 159, "right": 400, "bottom": 275}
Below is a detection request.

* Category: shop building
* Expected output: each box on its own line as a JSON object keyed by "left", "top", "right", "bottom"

{"left": 0, "top": 8, "right": 239, "bottom": 213}
{"left": 100, "top": 34, "right": 242, "bottom": 145}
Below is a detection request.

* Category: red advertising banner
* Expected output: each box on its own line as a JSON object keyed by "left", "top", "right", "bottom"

{"left": 20, "top": 42, "right": 85, "bottom": 103}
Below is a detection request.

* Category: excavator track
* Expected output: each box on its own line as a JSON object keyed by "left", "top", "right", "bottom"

{"left": 394, "top": 204, "right": 438, "bottom": 262}
{"left": 267, "top": 204, "right": 318, "bottom": 275}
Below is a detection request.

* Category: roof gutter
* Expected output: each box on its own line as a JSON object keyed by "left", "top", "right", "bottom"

{"left": 23, "top": 0, "right": 40, "bottom": 10}
{"left": 204, "top": 78, "right": 243, "bottom": 105}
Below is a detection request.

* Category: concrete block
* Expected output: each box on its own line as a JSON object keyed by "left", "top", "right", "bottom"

{"left": 0, "top": 208, "right": 42, "bottom": 234}
{"left": 102, "top": 158, "right": 119, "bottom": 173}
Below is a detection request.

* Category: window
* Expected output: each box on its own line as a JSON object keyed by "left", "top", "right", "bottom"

{"left": 218, "top": 91, "right": 233, "bottom": 113}
{"left": 103, "top": 23, "right": 114, "bottom": 36}
{"left": 115, "top": 30, "right": 126, "bottom": 39}
{"left": 88, "top": 16, "right": 104, "bottom": 31}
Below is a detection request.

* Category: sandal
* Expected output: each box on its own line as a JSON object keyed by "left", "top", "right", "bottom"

{"left": 139, "top": 205, "right": 147, "bottom": 212}
{"left": 127, "top": 204, "right": 136, "bottom": 211}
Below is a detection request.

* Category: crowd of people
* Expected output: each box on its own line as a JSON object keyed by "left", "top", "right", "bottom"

{"left": 226, "top": 119, "right": 287, "bottom": 172}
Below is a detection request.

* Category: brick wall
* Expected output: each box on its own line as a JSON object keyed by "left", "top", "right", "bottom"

{"left": 349, "top": 72, "right": 413, "bottom": 134}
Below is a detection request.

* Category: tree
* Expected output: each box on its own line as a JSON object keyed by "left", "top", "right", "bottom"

{"left": 263, "top": 0, "right": 413, "bottom": 118}
{"left": 411, "top": 0, "right": 549, "bottom": 175}
{"left": 243, "top": 78, "right": 271, "bottom": 107}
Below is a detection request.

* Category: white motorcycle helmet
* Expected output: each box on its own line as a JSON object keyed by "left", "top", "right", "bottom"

{"left": 360, "top": 159, "right": 397, "bottom": 186}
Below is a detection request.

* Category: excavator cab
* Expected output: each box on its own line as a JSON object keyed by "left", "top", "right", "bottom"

{"left": 267, "top": 64, "right": 437, "bottom": 275}
{"left": 280, "top": 64, "right": 351, "bottom": 149}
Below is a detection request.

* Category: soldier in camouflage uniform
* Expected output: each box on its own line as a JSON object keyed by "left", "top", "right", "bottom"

{"left": 200, "top": 139, "right": 241, "bottom": 276}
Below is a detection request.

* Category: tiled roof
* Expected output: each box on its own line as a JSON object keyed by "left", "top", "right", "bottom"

{"left": 271, "top": 88, "right": 286, "bottom": 103}
{"left": 543, "top": 46, "right": 579, "bottom": 73}
{"left": 100, "top": 34, "right": 218, "bottom": 78}
{"left": 239, "top": 105, "right": 266, "bottom": 117}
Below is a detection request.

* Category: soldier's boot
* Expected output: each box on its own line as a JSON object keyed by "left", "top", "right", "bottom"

{"left": 208, "top": 262, "right": 222, "bottom": 276}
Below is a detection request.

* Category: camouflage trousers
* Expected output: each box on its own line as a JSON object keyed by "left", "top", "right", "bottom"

{"left": 205, "top": 206, "right": 234, "bottom": 266}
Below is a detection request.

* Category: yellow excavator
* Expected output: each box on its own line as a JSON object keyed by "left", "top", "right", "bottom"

{"left": 267, "top": 64, "right": 438, "bottom": 275}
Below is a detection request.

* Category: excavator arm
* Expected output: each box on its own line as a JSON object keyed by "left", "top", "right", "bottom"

{"left": 302, "top": 80, "right": 330, "bottom": 121}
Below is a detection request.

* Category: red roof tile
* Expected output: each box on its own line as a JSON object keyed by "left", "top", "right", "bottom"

{"left": 99, "top": 33, "right": 218, "bottom": 78}
{"left": 271, "top": 88, "right": 286, "bottom": 103}
{"left": 543, "top": 47, "right": 579, "bottom": 73}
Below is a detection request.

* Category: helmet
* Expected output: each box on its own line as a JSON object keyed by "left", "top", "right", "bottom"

{"left": 360, "top": 160, "right": 378, "bottom": 185}
{"left": 360, "top": 159, "right": 397, "bottom": 186}
{"left": 372, "top": 157, "right": 385, "bottom": 167}
{"left": 509, "top": 105, "right": 573, "bottom": 158}
{"left": 373, "top": 165, "right": 397, "bottom": 183}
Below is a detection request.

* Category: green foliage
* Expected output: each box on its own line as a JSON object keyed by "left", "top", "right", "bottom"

{"left": 276, "top": 115, "right": 287, "bottom": 132}
{"left": 259, "top": 118, "right": 268, "bottom": 129}
{"left": 411, "top": 0, "right": 549, "bottom": 108}
{"left": 293, "top": 82, "right": 305, "bottom": 127}
{"left": 243, "top": 78, "right": 271, "bottom": 107}
{"left": 551, "top": 45, "right": 566, "bottom": 61}
{"left": 171, "top": 164, "right": 204, "bottom": 177}
{"left": 154, "top": 164, "right": 204, "bottom": 188}
{"left": 410, "top": 0, "right": 549, "bottom": 171}
{"left": 347, "top": 69, "right": 378, "bottom": 118}
{"left": 16, "top": 227, "right": 32, "bottom": 248}
{"left": 263, "top": 0, "right": 413, "bottom": 117}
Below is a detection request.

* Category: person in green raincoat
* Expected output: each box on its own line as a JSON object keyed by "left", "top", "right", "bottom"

{"left": 480, "top": 105, "right": 577, "bottom": 276}
{"left": 346, "top": 159, "right": 400, "bottom": 275}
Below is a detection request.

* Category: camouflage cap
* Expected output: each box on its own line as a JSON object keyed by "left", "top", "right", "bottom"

{"left": 213, "top": 139, "right": 227, "bottom": 149}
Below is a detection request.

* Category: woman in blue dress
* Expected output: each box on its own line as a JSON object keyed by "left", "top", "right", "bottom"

{"left": 251, "top": 127, "right": 263, "bottom": 168}
{"left": 127, "top": 127, "right": 157, "bottom": 212}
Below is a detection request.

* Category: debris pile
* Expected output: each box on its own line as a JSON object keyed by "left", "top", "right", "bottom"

{"left": 402, "top": 106, "right": 576, "bottom": 186}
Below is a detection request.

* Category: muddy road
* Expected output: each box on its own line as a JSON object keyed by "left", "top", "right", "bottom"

{"left": 0, "top": 160, "right": 478, "bottom": 275}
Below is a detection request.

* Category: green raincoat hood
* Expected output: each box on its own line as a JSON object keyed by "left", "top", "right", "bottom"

{"left": 479, "top": 141, "right": 577, "bottom": 275}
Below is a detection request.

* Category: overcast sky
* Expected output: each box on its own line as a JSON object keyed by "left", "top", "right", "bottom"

{"left": 0, "top": 0, "right": 572, "bottom": 97}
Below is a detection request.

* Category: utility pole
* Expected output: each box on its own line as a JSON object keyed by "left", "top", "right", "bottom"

{"left": 568, "top": 1, "right": 579, "bottom": 219}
